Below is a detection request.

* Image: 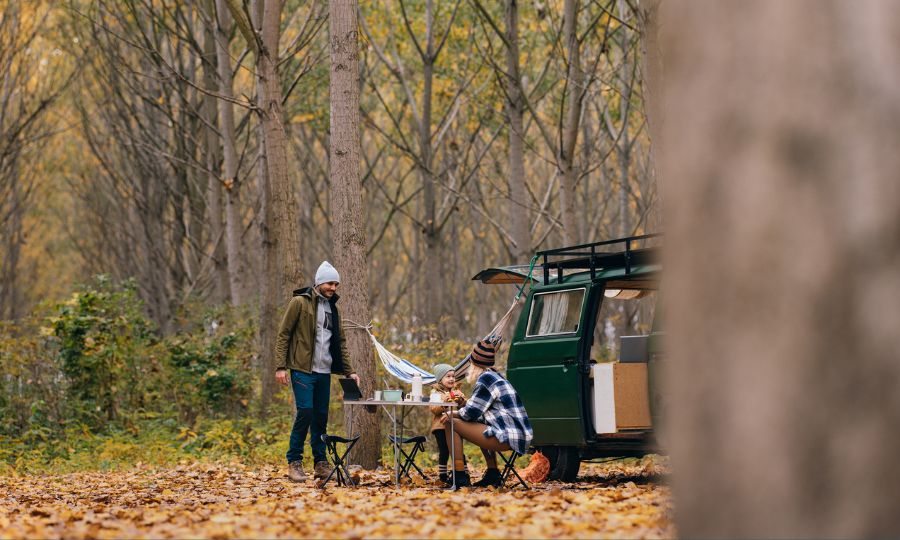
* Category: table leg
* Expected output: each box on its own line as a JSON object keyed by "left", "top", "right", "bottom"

{"left": 393, "top": 404, "right": 399, "bottom": 487}
{"left": 396, "top": 406, "right": 410, "bottom": 485}
{"left": 347, "top": 405, "right": 354, "bottom": 461}
{"left": 449, "top": 404, "right": 456, "bottom": 490}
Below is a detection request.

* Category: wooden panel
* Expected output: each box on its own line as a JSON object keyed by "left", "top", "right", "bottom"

{"left": 613, "top": 363, "right": 652, "bottom": 429}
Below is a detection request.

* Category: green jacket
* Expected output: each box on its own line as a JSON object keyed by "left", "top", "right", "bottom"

{"left": 274, "top": 287, "right": 355, "bottom": 376}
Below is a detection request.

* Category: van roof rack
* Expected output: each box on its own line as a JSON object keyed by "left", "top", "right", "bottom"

{"left": 536, "top": 233, "right": 661, "bottom": 285}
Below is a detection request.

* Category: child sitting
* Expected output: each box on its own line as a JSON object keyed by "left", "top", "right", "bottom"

{"left": 429, "top": 364, "right": 468, "bottom": 484}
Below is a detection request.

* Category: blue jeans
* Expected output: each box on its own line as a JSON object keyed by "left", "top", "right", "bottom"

{"left": 286, "top": 370, "right": 331, "bottom": 464}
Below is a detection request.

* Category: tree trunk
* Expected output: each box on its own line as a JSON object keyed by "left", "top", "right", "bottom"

{"left": 256, "top": 115, "right": 278, "bottom": 409}
{"left": 420, "top": 0, "right": 440, "bottom": 329}
{"left": 558, "top": 0, "right": 583, "bottom": 246}
{"left": 329, "top": 0, "right": 381, "bottom": 469}
{"left": 202, "top": 14, "right": 230, "bottom": 304}
{"left": 580, "top": 94, "right": 593, "bottom": 239}
{"left": 635, "top": 0, "right": 663, "bottom": 232}
{"left": 661, "top": 1, "right": 900, "bottom": 537}
{"left": 0, "top": 163, "right": 23, "bottom": 321}
{"left": 227, "top": 0, "right": 304, "bottom": 408}
{"left": 247, "top": 0, "right": 277, "bottom": 410}
{"left": 617, "top": 0, "right": 632, "bottom": 241}
{"left": 258, "top": 0, "right": 303, "bottom": 296}
{"left": 505, "top": 0, "right": 530, "bottom": 263}
{"left": 214, "top": 0, "right": 245, "bottom": 306}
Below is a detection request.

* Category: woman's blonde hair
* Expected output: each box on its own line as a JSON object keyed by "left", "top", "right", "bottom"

{"left": 466, "top": 364, "right": 485, "bottom": 385}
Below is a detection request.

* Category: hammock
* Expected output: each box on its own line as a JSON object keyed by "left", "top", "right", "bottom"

{"left": 348, "top": 298, "right": 521, "bottom": 385}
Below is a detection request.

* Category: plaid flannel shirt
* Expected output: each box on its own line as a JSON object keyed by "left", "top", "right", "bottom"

{"left": 458, "top": 370, "right": 533, "bottom": 454}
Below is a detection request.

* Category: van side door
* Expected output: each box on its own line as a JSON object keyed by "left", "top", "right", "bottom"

{"left": 507, "top": 285, "right": 588, "bottom": 446}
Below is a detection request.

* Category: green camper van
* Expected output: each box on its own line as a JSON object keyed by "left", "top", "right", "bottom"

{"left": 473, "top": 234, "right": 663, "bottom": 481}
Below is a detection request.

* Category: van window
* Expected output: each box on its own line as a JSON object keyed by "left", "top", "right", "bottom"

{"left": 526, "top": 289, "right": 585, "bottom": 337}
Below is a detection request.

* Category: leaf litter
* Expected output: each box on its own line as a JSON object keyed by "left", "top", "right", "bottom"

{"left": 0, "top": 457, "right": 674, "bottom": 539}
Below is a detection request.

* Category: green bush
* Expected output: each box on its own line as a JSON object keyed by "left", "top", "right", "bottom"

{"left": 0, "top": 276, "right": 264, "bottom": 473}
{"left": 50, "top": 276, "right": 155, "bottom": 430}
{"left": 164, "top": 323, "right": 254, "bottom": 421}
{"left": 0, "top": 310, "right": 66, "bottom": 438}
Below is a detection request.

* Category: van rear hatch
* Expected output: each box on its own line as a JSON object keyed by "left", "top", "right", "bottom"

{"left": 471, "top": 265, "right": 551, "bottom": 284}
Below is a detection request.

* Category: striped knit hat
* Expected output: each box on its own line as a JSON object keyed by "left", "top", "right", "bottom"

{"left": 471, "top": 339, "right": 499, "bottom": 368}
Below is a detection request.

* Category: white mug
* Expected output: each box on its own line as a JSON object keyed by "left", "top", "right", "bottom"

{"left": 374, "top": 390, "right": 382, "bottom": 401}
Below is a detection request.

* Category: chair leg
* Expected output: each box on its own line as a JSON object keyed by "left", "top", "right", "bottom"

{"left": 397, "top": 447, "right": 413, "bottom": 481}
{"left": 337, "top": 439, "right": 359, "bottom": 487}
{"left": 394, "top": 442, "right": 428, "bottom": 482}
{"left": 320, "top": 438, "right": 359, "bottom": 488}
{"left": 499, "top": 453, "right": 529, "bottom": 490}
{"left": 406, "top": 442, "right": 428, "bottom": 479}
{"left": 321, "top": 441, "right": 340, "bottom": 488}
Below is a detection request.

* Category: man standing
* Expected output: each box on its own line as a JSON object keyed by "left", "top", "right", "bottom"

{"left": 275, "top": 261, "right": 361, "bottom": 482}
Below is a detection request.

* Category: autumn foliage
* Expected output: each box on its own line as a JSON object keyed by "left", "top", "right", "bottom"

{"left": 0, "top": 459, "right": 673, "bottom": 539}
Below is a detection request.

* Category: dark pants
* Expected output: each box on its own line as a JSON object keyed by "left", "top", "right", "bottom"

{"left": 432, "top": 428, "right": 465, "bottom": 469}
{"left": 286, "top": 370, "right": 331, "bottom": 464}
{"left": 433, "top": 429, "right": 451, "bottom": 468}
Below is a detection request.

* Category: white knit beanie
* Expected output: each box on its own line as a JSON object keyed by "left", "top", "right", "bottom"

{"left": 314, "top": 261, "right": 340, "bottom": 286}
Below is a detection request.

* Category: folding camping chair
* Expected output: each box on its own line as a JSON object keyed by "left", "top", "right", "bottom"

{"left": 497, "top": 451, "right": 529, "bottom": 489}
{"left": 320, "top": 434, "right": 360, "bottom": 488}
{"left": 388, "top": 435, "right": 428, "bottom": 482}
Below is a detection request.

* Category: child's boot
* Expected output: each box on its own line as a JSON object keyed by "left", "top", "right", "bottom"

{"left": 445, "top": 460, "right": 470, "bottom": 488}
{"left": 450, "top": 469, "right": 470, "bottom": 488}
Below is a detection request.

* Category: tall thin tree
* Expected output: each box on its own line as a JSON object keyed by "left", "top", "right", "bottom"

{"left": 225, "top": 0, "right": 306, "bottom": 407}
{"left": 329, "top": 0, "right": 380, "bottom": 469}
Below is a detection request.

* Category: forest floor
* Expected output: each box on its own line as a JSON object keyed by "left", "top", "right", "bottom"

{"left": 0, "top": 458, "right": 674, "bottom": 539}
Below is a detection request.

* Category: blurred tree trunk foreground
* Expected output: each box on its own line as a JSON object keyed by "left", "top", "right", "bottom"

{"left": 660, "top": 1, "right": 900, "bottom": 537}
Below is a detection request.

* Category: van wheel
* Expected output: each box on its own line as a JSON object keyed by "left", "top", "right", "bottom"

{"left": 540, "top": 446, "right": 581, "bottom": 482}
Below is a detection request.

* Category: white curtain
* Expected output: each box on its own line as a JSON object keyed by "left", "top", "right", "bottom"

{"left": 538, "top": 292, "right": 570, "bottom": 334}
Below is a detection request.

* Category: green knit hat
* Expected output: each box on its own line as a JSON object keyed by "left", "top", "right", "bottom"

{"left": 431, "top": 363, "right": 453, "bottom": 385}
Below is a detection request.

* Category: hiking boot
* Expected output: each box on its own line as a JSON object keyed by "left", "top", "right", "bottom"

{"left": 443, "top": 469, "right": 470, "bottom": 489}
{"left": 473, "top": 467, "right": 502, "bottom": 488}
{"left": 287, "top": 461, "right": 308, "bottom": 483}
{"left": 314, "top": 460, "right": 332, "bottom": 480}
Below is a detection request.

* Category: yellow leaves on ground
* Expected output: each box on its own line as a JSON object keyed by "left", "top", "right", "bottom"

{"left": 0, "top": 459, "right": 674, "bottom": 539}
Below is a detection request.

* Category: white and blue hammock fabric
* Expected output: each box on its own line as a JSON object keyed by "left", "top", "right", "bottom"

{"left": 345, "top": 298, "right": 520, "bottom": 386}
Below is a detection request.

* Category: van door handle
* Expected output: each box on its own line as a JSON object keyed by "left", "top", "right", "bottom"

{"left": 562, "top": 357, "right": 576, "bottom": 366}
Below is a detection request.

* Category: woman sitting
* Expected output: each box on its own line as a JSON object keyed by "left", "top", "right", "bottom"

{"left": 441, "top": 339, "right": 533, "bottom": 487}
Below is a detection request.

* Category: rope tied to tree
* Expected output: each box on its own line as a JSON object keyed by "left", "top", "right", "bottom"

{"left": 343, "top": 319, "right": 374, "bottom": 333}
